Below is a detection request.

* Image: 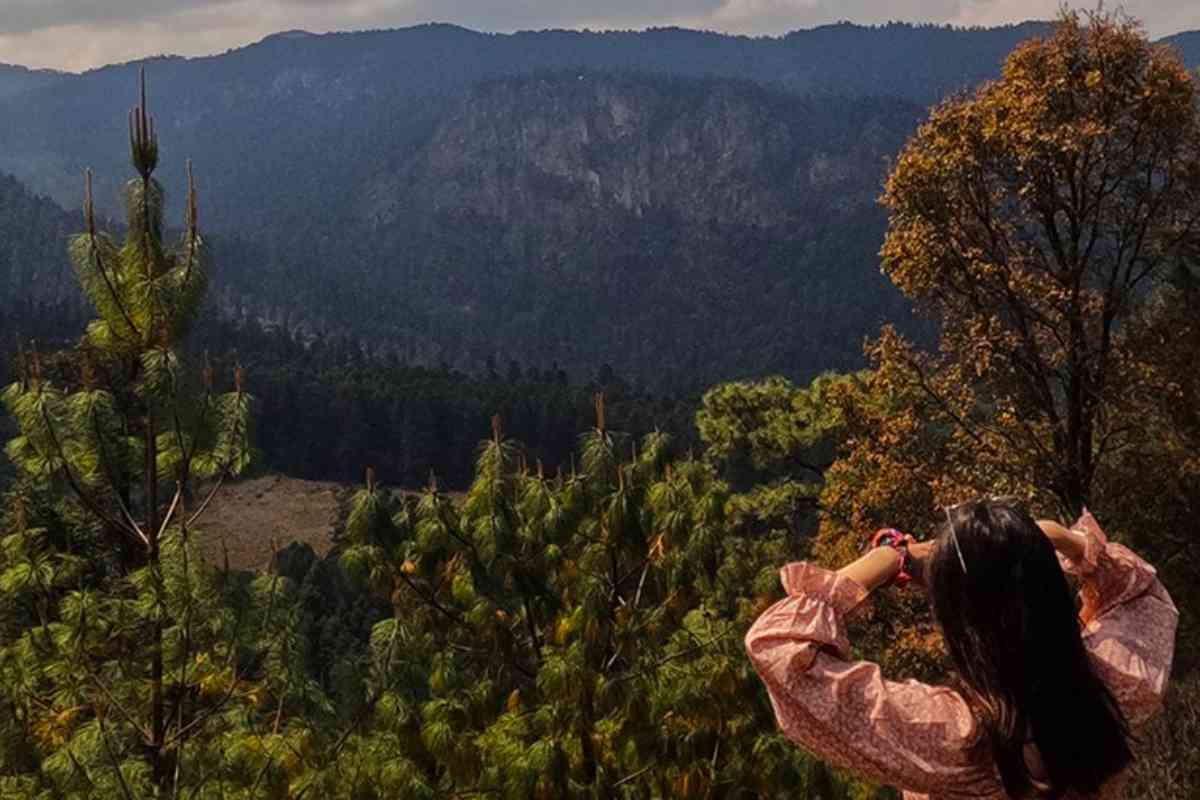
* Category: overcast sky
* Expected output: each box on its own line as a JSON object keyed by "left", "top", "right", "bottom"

{"left": 1, "top": 1, "right": 1198, "bottom": 73}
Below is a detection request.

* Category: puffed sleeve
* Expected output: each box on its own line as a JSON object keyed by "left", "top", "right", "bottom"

{"left": 1059, "top": 510, "right": 1179, "bottom": 727}
{"left": 745, "top": 562, "right": 995, "bottom": 797}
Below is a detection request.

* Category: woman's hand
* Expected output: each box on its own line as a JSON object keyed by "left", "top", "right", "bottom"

{"left": 1037, "top": 519, "right": 1087, "bottom": 561}
{"left": 906, "top": 539, "right": 936, "bottom": 588}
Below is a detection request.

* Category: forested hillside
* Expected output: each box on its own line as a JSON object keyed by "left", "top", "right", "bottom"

{"left": 5, "top": 76, "right": 925, "bottom": 390}
{"left": 344, "top": 75, "right": 923, "bottom": 388}
{"left": 0, "top": 173, "right": 88, "bottom": 391}
{"left": 0, "top": 21, "right": 1057, "bottom": 201}
{"left": 0, "top": 20, "right": 1105, "bottom": 393}
{"left": 0, "top": 173, "right": 78, "bottom": 308}
{"left": 0, "top": 64, "right": 62, "bottom": 99}
{"left": 0, "top": 170, "right": 693, "bottom": 490}
{"left": 4, "top": 18, "right": 1200, "bottom": 453}
{"left": 3, "top": 22, "right": 1198, "bottom": 391}
{"left": 0, "top": 174, "right": 77, "bottom": 485}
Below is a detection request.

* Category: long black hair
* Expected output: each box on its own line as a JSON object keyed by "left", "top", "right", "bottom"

{"left": 927, "top": 501, "right": 1132, "bottom": 798}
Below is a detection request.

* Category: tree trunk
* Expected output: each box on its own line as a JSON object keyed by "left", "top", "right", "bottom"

{"left": 146, "top": 410, "right": 165, "bottom": 790}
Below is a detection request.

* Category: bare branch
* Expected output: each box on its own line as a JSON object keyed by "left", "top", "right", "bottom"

{"left": 87, "top": 669, "right": 153, "bottom": 745}
{"left": 185, "top": 469, "right": 227, "bottom": 529}
{"left": 97, "top": 712, "right": 139, "bottom": 800}
{"left": 156, "top": 483, "right": 183, "bottom": 540}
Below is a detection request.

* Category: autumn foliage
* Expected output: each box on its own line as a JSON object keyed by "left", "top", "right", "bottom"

{"left": 816, "top": 10, "right": 1200, "bottom": 677}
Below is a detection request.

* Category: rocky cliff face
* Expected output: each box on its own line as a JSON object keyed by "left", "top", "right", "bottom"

{"left": 0, "top": 50, "right": 935, "bottom": 390}
{"left": 0, "top": 66, "right": 927, "bottom": 390}
{"left": 333, "top": 73, "right": 926, "bottom": 389}
{"left": 367, "top": 74, "right": 918, "bottom": 233}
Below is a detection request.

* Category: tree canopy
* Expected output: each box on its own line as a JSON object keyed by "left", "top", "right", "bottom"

{"left": 814, "top": 8, "right": 1200, "bottom": 680}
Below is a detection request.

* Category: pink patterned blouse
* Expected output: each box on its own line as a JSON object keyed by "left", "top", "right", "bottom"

{"left": 745, "top": 512, "right": 1178, "bottom": 799}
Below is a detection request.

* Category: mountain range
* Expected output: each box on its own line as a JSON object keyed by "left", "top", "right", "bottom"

{"left": 2, "top": 21, "right": 1199, "bottom": 391}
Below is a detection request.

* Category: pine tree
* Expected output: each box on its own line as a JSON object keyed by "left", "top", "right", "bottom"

{"left": 310, "top": 398, "right": 868, "bottom": 798}
{"left": 0, "top": 72, "right": 313, "bottom": 799}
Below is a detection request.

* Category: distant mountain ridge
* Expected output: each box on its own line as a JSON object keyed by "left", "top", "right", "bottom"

{"left": 0, "top": 21, "right": 1083, "bottom": 255}
{"left": 1160, "top": 30, "right": 1200, "bottom": 65}
{"left": 0, "top": 64, "right": 64, "bottom": 99}
{"left": 0, "top": 172, "right": 78, "bottom": 302}
{"left": 6, "top": 19, "right": 1197, "bottom": 224}
{"left": 0, "top": 67, "right": 921, "bottom": 390}
{"left": 1, "top": 20, "right": 1197, "bottom": 391}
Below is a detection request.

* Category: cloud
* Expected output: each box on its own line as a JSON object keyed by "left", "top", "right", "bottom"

{"left": 0, "top": 0, "right": 238, "bottom": 36}
{"left": 0, "top": 0, "right": 1197, "bottom": 72}
{"left": 949, "top": 0, "right": 1200, "bottom": 37}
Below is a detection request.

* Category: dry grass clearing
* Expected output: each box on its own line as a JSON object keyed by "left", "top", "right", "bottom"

{"left": 193, "top": 475, "right": 345, "bottom": 571}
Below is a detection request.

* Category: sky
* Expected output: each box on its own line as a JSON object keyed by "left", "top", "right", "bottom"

{"left": 1, "top": 1, "right": 1198, "bottom": 73}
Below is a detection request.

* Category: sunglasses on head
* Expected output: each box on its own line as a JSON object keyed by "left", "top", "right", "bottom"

{"left": 942, "top": 495, "right": 1022, "bottom": 575}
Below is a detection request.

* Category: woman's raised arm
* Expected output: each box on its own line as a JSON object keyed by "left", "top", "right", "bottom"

{"left": 1042, "top": 511, "right": 1178, "bottom": 726}
{"left": 744, "top": 560, "right": 995, "bottom": 797}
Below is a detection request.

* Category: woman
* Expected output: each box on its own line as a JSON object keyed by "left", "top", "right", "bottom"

{"left": 745, "top": 502, "right": 1177, "bottom": 799}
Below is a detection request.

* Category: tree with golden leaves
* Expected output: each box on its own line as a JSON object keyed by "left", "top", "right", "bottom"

{"left": 877, "top": 9, "right": 1200, "bottom": 517}
{"left": 813, "top": 10, "right": 1200, "bottom": 682}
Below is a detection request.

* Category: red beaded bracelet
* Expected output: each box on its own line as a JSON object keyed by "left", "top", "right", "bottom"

{"left": 871, "top": 528, "right": 915, "bottom": 589}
